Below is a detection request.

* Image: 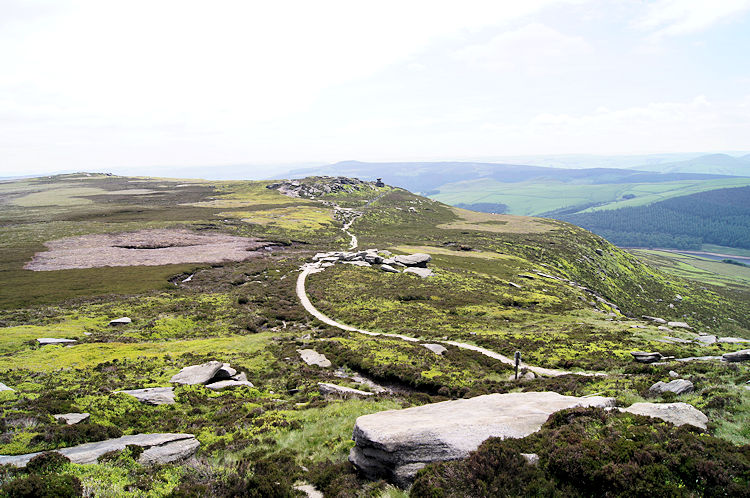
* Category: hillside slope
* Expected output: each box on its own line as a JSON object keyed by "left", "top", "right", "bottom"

{"left": 0, "top": 174, "right": 748, "bottom": 496}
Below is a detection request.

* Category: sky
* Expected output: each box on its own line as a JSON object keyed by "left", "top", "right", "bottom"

{"left": 1, "top": 0, "right": 750, "bottom": 177}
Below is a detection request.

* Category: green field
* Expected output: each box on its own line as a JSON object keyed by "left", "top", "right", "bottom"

{"left": 631, "top": 249, "right": 750, "bottom": 289}
{"left": 430, "top": 177, "right": 750, "bottom": 216}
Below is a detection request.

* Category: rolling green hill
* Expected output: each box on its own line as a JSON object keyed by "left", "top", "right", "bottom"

{"left": 0, "top": 174, "right": 748, "bottom": 496}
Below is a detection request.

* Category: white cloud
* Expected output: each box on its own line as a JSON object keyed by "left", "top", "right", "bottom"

{"left": 453, "top": 23, "right": 590, "bottom": 73}
{"left": 634, "top": 0, "right": 750, "bottom": 37}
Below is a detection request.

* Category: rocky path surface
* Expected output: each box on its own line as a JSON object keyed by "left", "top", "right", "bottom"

{"left": 296, "top": 199, "right": 584, "bottom": 378}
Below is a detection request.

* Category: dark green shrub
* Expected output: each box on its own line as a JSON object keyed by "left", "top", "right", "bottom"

{"left": 0, "top": 474, "right": 82, "bottom": 498}
{"left": 25, "top": 452, "right": 70, "bottom": 474}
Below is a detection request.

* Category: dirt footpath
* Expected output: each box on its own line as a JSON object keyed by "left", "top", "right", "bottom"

{"left": 25, "top": 229, "right": 274, "bottom": 271}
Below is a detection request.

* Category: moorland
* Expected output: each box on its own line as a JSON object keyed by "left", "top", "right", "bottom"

{"left": 0, "top": 173, "right": 748, "bottom": 497}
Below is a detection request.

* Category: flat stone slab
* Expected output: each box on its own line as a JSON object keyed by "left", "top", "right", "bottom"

{"left": 723, "top": 349, "right": 750, "bottom": 362}
{"left": 53, "top": 413, "right": 90, "bottom": 425}
{"left": 649, "top": 379, "right": 694, "bottom": 395}
{"left": 37, "top": 338, "right": 77, "bottom": 346}
{"left": 718, "top": 337, "right": 750, "bottom": 344}
{"left": 0, "top": 433, "right": 199, "bottom": 468}
{"left": 621, "top": 402, "right": 708, "bottom": 430}
{"left": 170, "top": 361, "right": 224, "bottom": 385}
{"left": 318, "top": 382, "right": 374, "bottom": 397}
{"left": 421, "top": 343, "right": 447, "bottom": 355}
{"left": 643, "top": 316, "right": 667, "bottom": 324}
{"left": 380, "top": 264, "right": 399, "bottom": 273}
{"left": 0, "top": 382, "right": 13, "bottom": 392}
{"left": 393, "top": 254, "right": 431, "bottom": 267}
{"left": 109, "top": 317, "right": 132, "bottom": 326}
{"left": 631, "top": 351, "right": 662, "bottom": 363}
{"left": 696, "top": 335, "right": 717, "bottom": 344}
{"left": 298, "top": 349, "right": 332, "bottom": 368}
{"left": 349, "top": 391, "right": 614, "bottom": 486}
{"left": 668, "top": 321, "right": 692, "bottom": 329}
{"left": 205, "top": 380, "right": 255, "bottom": 390}
{"left": 118, "top": 387, "right": 175, "bottom": 405}
{"left": 403, "top": 267, "right": 434, "bottom": 278}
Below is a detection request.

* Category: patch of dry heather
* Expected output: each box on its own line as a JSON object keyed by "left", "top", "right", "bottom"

{"left": 25, "top": 229, "right": 274, "bottom": 271}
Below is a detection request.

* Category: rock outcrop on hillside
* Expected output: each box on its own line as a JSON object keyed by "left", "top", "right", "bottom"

{"left": 349, "top": 392, "right": 615, "bottom": 486}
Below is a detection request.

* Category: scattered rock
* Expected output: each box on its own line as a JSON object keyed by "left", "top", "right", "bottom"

{"left": 233, "top": 372, "right": 249, "bottom": 382}
{"left": 507, "top": 282, "right": 522, "bottom": 289}
{"left": 294, "top": 483, "right": 324, "bottom": 498}
{"left": 717, "top": 337, "right": 750, "bottom": 343}
{"left": 213, "top": 363, "right": 237, "bottom": 380}
{"left": 170, "top": 361, "right": 224, "bottom": 385}
{"left": 349, "top": 391, "right": 615, "bottom": 486}
{"left": 109, "top": 317, "right": 132, "bottom": 326}
{"left": 696, "top": 335, "right": 717, "bottom": 344}
{"left": 521, "top": 453, "right": 539, "bottom": 465}
{"left": 649, "top": 379, "right": 694, "bottom": 396}
{"left": 421, "top": 343, "right": 447, "bottom": 355}
{"left": 674, "top": 295, "right": 683, "bottom": 301}
{"left": 393, "top": 254, "right": 431, "bottom": 268}
{"left": 53, "top": 413, "right": 90, "bottom": 425}
{"left": 298, "top": 349, "right": 332, "bottom": 368}
{"left": 621, "top": 402, "right": 708, "bottom": 430}
{"left": 0, "top": 433, "right": 199, "bottom": 468}
{"left": 404, "top": 267, "right": 434, "bottom": 278}
{"left": 642, "top": 316, "right": 667, "bottom": 324}
{"left": 662, "top": 336, "right": 692, "bottom": 344}
{"left": 0, "top": 382, "right": 13, "bottom": 392}
{"left": 594, "top": 248, "right": 604, "bottom": 256}
{"left": 342, "top": 260, "right": 371, "bottom": 267}
{"left": 118, "top": 387, "right": 176, "bottom": 405}
{"left": 36, "top": 338, "right": 77, "bottom": 346}
{"left": 380, "top": 264, "right": 399, "bottom": 273}
{"left": 318, "top": 382, "right": 374, "bottom": 397}
{"left": 517, "top": 274, "right": 535, "bottom": 280}
{"left": 205, "top": 380, "right": 255, "bottom": 390}
{"left": 630, "top": 324, "right": 646, "bottom": 329}
{"left": 630, "top": 351, "right": 662, "bottom": 363}
{"left": 668, "top": 321, "right": 691, "bottom": 329}
{"left": 669, "top": 370, "right": 679, "bottom": 378}
{"left": 657, "top": 326, "right": 672, "bottom": 332}
{"left": 722, "top": 349, "right": 750, "bottom": 362}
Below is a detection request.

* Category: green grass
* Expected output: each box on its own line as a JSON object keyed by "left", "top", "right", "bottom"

{"left": 631, "top": 249, "right": 750, "bottom": 289}
{"left": 430, "top": 177, "right": 750, "bottom": 216}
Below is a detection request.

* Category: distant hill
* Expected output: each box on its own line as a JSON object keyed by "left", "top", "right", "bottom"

{"left": 289, "top": 160, "right": 738, "bottom": 195}
{"left": 631, "top": 153, "right": 750, "bottom": 176}
{"left": 560, "top": 186, "right": 750, "bottom": 250}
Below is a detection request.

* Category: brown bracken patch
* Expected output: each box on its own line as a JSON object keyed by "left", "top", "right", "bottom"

{"left": 25, "top": 229, "right": 275, "bottom": 271}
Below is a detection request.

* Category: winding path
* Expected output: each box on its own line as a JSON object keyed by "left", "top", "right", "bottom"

{"left": 296, "top": 200, "right": 582, "bottom": 377}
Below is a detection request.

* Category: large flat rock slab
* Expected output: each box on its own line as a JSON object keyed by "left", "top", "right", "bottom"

{"left": 118, "top": 387, "right": 175, "bottom": 405}
{"left": 0, "top": 433, "right": 198, "bottom": 468}
{"left": 349, "top": 391, "right": 614, "bottom": 486}
{"left": 621, "top": 402, "right": 708, "bottom": 430}
{"left": 170, "top": 361, "right": 224, "bottom": 385}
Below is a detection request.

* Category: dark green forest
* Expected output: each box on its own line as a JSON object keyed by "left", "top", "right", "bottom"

{"left": 558, "top": 186, "right": 750, "bottom": 250}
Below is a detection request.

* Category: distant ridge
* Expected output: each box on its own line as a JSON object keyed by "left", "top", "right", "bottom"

{"left": 633, "top": 153, "right": 750, "bottom": 176}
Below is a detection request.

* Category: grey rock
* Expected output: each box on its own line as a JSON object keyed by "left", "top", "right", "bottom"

{"left": 722, "top": 349, "right": 750, "bottom": 362}
{"left": 53, "top": 413, "right": 90, "bottom": 425}
{"left": 380, "top": 264, "right": 399, "bottom": 273}
{"left": 657, "top": 326, "right": 672, "bottom": 332}
{"left": 0, "top": 382, "right": 14, "bottom": 392}
{"left": 668, "top": 321, "right": 692, "bottom": 329}
{"left": 205, "top": 380, "right": 255, "bottom": 390}
{"left": 621, "top": 402, "right": 708, "bottom": 430}
{"left": 669, "top": 370, "right": 679, "bottom": 378}
{"left": 118, "top": 387, "right": 176, "bottom": 405}
{"left": 630, "top": 351, "right": 663, "bottom": 363}
{"left": 349, "top": 391, "right": 614, "bottom": 486}
{"left": 109, "top": 317, "right": 132, "bottom": 326}
{"left": 233, "top": 372, "right": 249, "bottom": 382}
{"left": 649, "top": 379, "right": 694, "bottom": 395}
{"left": 318, "top": 382, "right": 374, "bottom": 397}
{"left": 507, "top": 282, "right": 522, "bottom": 289}
{"left": 421, "top": 343, "right": 447, "bottom": 355}
{"left": 298, "top": 349, "right": 332, "bottom": 368}
{"left": 37, "top": 338, "right": 77, "bottom": 346}
{"left": 642, "top": 316, "right": 667, "bottom": 324}
{"left": 696, "top": 335, "right": 717, "bottom": 344}
{"left": 170, "top": 361, "right": 224, "bottom": 385}
{"left": 662, "top": 336, "right": 692, "bottom": 344}
{"left": 521, "top": 453, "right": 539, "bottom": 465}
{"left": 0, "top": 433, "right": 199, "bottom": 468}
{"left": 717, "top": 337, "right": 750, "bottom": 343}
{"left": 364, "top": 254, "right": 384, "bottom": 264}
{"left": 393, "top": 253, "right": 431, "bottom": 268}
{"left": 630, "top": 324, "right": 646, "bottom": 329}
{"left": 293, "top": 483, "right": 324, "bottom": 498}
{"left": 674, "top": 295, "right": 683, "bottom": 301}
{"left": 213, "top": 363, "right": 237, "bottom": 380}
{"left": 342, "top": 260, "right": 371, "bottom": 267}
{"left": 403, "top": 267, "right": 434, "bottom": 278}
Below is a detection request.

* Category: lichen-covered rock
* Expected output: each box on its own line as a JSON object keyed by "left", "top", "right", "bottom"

{"left": 318, "top": 382, "right": 374, "bottom": 397}
{"left": 118, "top": 387, "right": 175, "bottom": 405}
{"left": 630, "top": 351, "right": 662, "bottom": 363}
{"left": 621, "top": 402, "right": 708, "bottom": 429}
{"left": 404, "top": 267, "right": 434, "bottom": 278}
{"left": 421, "top": 343, "right": 447, "bottom": 355}
{"left": 393, "top": 254, "right": 431, "bottom": 267}
{"left": 298, "top": 349, "right": 332, "bottom": 368}
{"left": 648, "top": 379, "right": 694, "bottom": 395}
{"left": 0, "top": 433, "right": 199, "bottom": 467}
{"left": 722, "top": 349, "right": 750, "bottom": 362}
{"left": 53, "top": 413, "right": 90, "bottom": 425}
{"left": 170, "top": 361, "right": 224, "bottom": 385}
{"left": 109, "top": 317, "right": 132, "bottom": 326}
{"left": 205, "top": 380, "right": 255, "bottom": 390}
{"left": 349, "top": 392, "right": 614, "bottom": 486}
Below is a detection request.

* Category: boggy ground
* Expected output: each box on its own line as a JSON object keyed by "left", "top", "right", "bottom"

{"left": 0, "top": 174, "right": 748, "bottom": 496}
